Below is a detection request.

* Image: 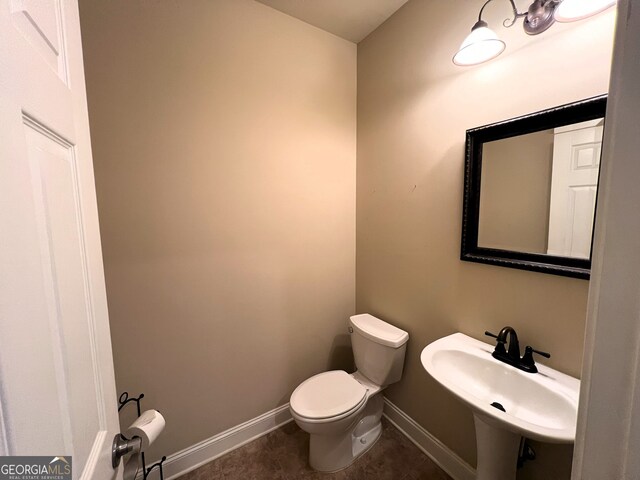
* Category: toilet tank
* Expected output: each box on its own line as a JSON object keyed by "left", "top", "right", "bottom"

{"left": 349, "top": 314, "right": 409, "bottom": 386}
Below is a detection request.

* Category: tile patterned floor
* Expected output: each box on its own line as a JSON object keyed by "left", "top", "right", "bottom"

{"left": 179, "top": 418, "right": 452, "bottom": 479}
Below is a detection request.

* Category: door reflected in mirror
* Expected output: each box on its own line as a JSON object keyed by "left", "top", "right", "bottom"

{"left": 478, "top": 118, "right": 603, "bottom": 259}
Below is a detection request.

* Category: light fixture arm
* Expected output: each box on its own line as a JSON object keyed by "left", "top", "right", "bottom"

{"left": 476, "top": 0, "right": 528, "bottom": 28}
{"left": 503, "top": 0, "right": 529, "bottom": 27}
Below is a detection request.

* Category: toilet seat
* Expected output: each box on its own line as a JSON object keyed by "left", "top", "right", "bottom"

{"left": 290, "top": 370, "right": 367, "bottom": 420}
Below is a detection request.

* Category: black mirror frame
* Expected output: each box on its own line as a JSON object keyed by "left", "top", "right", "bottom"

{"left": 461, "top": 95, "right": 607, "bottom": 280}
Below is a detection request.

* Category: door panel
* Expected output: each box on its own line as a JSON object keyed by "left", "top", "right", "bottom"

{"left": 548, "top": 120, "right": 603, "bottom": 258}
{"left": 10, "top": 0, "right": 68, "bottom": 81}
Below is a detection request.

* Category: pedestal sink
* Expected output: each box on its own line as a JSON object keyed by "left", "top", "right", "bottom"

{"left": 420, "top": 333, "right": 579, "bottom": 480}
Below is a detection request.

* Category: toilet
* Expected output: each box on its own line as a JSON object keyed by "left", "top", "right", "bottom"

{"left": 289, "top": 313, "right": 409, "bottom": 472}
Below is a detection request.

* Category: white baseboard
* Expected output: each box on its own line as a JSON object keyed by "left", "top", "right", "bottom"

{"left": 382, "top": 398, "right": 476, "bottom": 480}
{"left": 140, "top": 404, "right": 293, "bottom": 480}
{"left": 141, "top": 397, "right": 474, "bottom": 480}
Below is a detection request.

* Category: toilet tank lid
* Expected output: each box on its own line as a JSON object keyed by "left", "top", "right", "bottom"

{"left": 349, "top": 314, "right": 409, "bottom": 348}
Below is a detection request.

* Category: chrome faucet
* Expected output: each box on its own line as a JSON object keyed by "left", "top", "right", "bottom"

{"left": 485, "top": 327, "right": 550, "bottom": 373}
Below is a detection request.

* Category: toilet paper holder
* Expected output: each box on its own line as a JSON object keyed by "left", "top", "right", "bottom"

{"left": 114, "top": 391, "right": 167, "bottom": 480}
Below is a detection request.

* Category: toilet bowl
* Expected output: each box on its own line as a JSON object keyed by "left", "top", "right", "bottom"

{"left": 290, "top": 314, "right": 409, "bottom": 472}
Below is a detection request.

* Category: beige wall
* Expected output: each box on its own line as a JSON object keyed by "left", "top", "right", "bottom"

{"left": 357, "top": 1, "right": 614, "bottom": 478}
{"left": 79, "top": 0, "right": 356, "bottom": 459}
{"left": 479, "top": 130, "right": 554, "bottom": 253}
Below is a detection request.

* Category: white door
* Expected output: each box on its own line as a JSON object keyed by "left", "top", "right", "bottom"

{"left": 0, "top": 1, "right": 121, "bottom": 479}
{"left": 547, "top": 119, "right": 604, "bottom": 258}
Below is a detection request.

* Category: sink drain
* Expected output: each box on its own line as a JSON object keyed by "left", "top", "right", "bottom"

{"left": 490, "top": 401, "right": 506, "bottom": 412}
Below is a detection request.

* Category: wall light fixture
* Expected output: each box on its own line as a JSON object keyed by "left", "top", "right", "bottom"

{"left": 453, "top": 0, "right": 616, "bottom": 66}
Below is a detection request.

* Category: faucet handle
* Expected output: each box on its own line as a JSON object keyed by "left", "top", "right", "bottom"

{"left": 519, "top": 346, "right": 550, "bottom": 373}
{"left": 485, "top": 331, "right": 507, "bottom": 355}
{"left": 485, "top": 331, "right": 503, "bottom": 341}
{"left": 527, "top": 346, "right": 550, "bottom": 359}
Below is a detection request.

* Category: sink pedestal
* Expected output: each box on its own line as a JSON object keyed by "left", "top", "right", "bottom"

{"left": 474, "top": 414, "right": 521, "bottom": 480}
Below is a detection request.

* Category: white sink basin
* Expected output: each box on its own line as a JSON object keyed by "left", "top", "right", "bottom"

{"left": 421, "top": 333, "right": 580, "bottom": 443}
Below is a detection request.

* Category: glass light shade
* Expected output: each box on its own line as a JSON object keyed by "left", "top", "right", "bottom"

{"left": 555, "top": 0, "right": 616, "bottom": 22}
{"left": 453, "top": 22, "right": 506, "bottom": 66}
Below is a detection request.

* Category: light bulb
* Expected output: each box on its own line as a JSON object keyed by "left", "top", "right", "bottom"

{"left": 555, "top": 0, "right": 616, "bottom": 22}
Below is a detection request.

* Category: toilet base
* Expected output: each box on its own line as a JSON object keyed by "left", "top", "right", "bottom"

{"left": 308, "top": 394, "right": 383, "bottom": 472}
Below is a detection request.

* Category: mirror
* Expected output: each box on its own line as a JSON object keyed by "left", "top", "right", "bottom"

{"left": 461, "top": 95, "right": 606, "bottom": 279}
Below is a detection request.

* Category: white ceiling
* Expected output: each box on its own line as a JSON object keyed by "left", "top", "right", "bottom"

{"left": 255, "top": 0, "right": 410, "bottom": 43}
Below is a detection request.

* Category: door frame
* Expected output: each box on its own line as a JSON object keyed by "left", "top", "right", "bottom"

{"left": 572, "top": 0, "right": 640, "bottom": 478}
